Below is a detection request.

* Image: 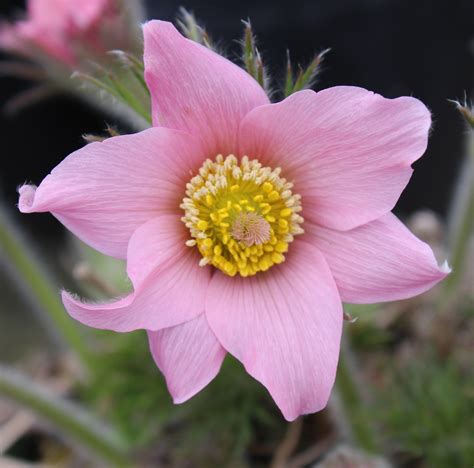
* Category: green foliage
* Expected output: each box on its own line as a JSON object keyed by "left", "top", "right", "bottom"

{"left": 241, "top": 20, "right": 270, "bottom": 94}
{"left": 0, "top": 364, "right": 130, "bottom": 466}
{"left": 82, "top": 331, "right": 282, "bottom": 466}
{"left": 177, "top": 8, "right": 214, "bottom": 50}
{"left": 378, "top": 357, "right": 474, "bottom": 467}
{"left": 284, "top": 49, "right": 329, "bottom": 97}
{"left": 343, "top": 304, "right": 392, "bottom": 351}
{"left": 73, "top": 51, "right": 151, "bottom": 125}
{"left": 73, "top": 239, "right": 130, "bottom": 297}
{"left": 449, "top": 97, "right": 474, "bottom": 128}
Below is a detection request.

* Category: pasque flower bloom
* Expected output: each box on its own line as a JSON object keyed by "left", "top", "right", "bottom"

{"left": 18, "top": 21, "right": 449, "bottom": 420}
{"left": 0, "top": 0, "right": 139, "bottom": 67}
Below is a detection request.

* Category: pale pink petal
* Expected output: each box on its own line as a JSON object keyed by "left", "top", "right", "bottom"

{"left": 206, "top": 241, "right": 343, "bottom": 421}
{"left": 305, "top": 213, "right": 449, "bottom": 303}
{"left": 18, "top": 128, "right": 206, "bottom": 258}
{"left": 62, "top": 215, "right": 211, "bottom": 332}
{"left": 143, "top": 20, "right": 269, "bottom": 156}
{"left": 239, "top": 87, "right": 431, "bottom": 230}
{"left": 148, "top": 314, "right": 226, "bottom": 403}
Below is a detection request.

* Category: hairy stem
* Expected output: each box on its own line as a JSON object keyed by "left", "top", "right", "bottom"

{"left": 0, "top": 208, "right": 93, "bottom": 371}
{"left": 444, "top": 128, "right": 474, "bottom": 297}
{"left": 0, "top": 365, "right": 129, "bottom": 466}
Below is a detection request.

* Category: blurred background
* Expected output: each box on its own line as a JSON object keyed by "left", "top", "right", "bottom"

{"left": 0, "top": 0, "right": 473, "bottom": 467}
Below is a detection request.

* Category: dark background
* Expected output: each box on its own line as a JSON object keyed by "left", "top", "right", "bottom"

{"left": 1, "top": 0, "right": 473, "bottom": 239}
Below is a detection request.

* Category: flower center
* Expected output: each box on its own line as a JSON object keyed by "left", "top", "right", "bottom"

{"left": 231, "top": 211, "right": 271, "bottom": 247}
{"left": 181, "top": 154, "right": 304, "bottom": 277}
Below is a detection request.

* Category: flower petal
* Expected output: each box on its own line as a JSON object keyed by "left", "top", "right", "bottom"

{"left": 63, "top": 215, "right": 211, "bottom": 332}
{"left": 206, "top": 241, "right": 343, "bottom": 421}
{"left": 148, "top": 314, "right": 226, "bottom": 403}
{"left": 305, "top": 213, "right": 449, "bottom": 303}
{"left": 239, "top": 87, "right": 431, "bottom": 230}
{"left": 18, "top": 128, "right": 206, "bottom": 258}
{"left": 143, "top": 20, "right": 269, "bottom": 156}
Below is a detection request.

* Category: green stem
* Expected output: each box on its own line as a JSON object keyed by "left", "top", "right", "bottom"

{"left": 0, "top": 365, "right": 130, "bottom": 466}
{"left": 444, "top": 129, "right": 474, "bottom": 297}
{"left": 336, "top": 342, "right": 377, "bottom": 452}
{"left": 0, "top": 209, "right": 93, "bottom": 371}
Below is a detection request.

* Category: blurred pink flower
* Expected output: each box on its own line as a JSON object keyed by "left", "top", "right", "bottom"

{"left": 18, "top": 21, "right": 449, "bottom": 420}
{"left": 0, "top": 0, "right": 135, "bottom": 66}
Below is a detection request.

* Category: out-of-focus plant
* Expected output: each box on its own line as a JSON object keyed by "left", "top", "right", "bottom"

{"left": 0, "top": 0, "right": 149, "bottom": 127}
{"left": 81, "top": 331, "right": 282, "bottom": 464}
{"left": 0, "top": 365, "right": 130, "bottom": 466}
{"left": 378, "top": 357, "right": 474, "bottom": 467}
{"left": 444, "top": 98, "right": 474, "bottom": 300}
{"left": 0, "top": 206, "right": 93, "bottom": 372}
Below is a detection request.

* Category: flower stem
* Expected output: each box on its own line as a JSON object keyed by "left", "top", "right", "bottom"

{"left": 335, "top": 340, "right": 377, "bottom": 453}
{"left": 0, "top": 365, "right": 130, "bottom": 466}
{"left": 444, "top": 128, "right": 474, "bottom": 297}
{"left": 0, "top": 208, "right": 93, "bottom": 372}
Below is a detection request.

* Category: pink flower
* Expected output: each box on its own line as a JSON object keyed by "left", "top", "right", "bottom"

{"left": 0, "top": 0, "right": 136, "bottom": 66}
{"left": 18, "top": 21, "right": 449, "bottom": 420}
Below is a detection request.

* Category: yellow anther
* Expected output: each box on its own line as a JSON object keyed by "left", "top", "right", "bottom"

{"left": 268, "top": 191, "right": 280, "bottom": 202}
{"left": 280, "top": 208, "right": 292, "bottom": 217}
{"left": 214, "top": 245, "right": 222, "bottom": 255}
{"left": 234, "top": 204, "right": 242, "bottom": 212}
{"left": 260, "top": 203, "right": 271, "bottom": 215}
{"left": 230, "top": 184, "right": 240, "bottom": 193}
{"left": 259, "top": 257, "right": 270, "bottom": 271}
{"left": 262, "top": 182, "right": 273, "bottom": 193}
{"left": 197, "top": 220, "right": 208, "bottom": 230}
{"left": 265, "top": 215, "right": 276, "bottom": 223}
{"left": 239, "top": 199, "right": 249, "bottom": 205}
{"left": 223, "top": 262, "right": 237, "bottom": 276}
{"left": 278, "top": 219, "right": 288, "bottom": 228}
{"left": 205, "top": 194, "right": 214, "bottom": 206}
{"left": 275, "top": 241, "right": 288, "bottom": 253}
{"left": 202, "top": 238, "right": 213, "bottom": 249}
{"left": 253, "top": 194, "right": 264, "bottom": 202}
{"left": 271, "top": 252, "right": 285, "bottom": 264}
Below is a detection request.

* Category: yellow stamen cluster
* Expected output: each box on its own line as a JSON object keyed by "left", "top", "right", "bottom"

{"left": 181, "top": 154, "right": 304, "bottom": 277}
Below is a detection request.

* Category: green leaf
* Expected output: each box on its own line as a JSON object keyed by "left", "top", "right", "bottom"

{"left": 177, "top": 7, "right": 214, "bottom": 49}
{"left": 284, "top": 48, "right": 330, "bottom": 97}
{"left": 241, "top": 20, "right": 271, "bottom": 94}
